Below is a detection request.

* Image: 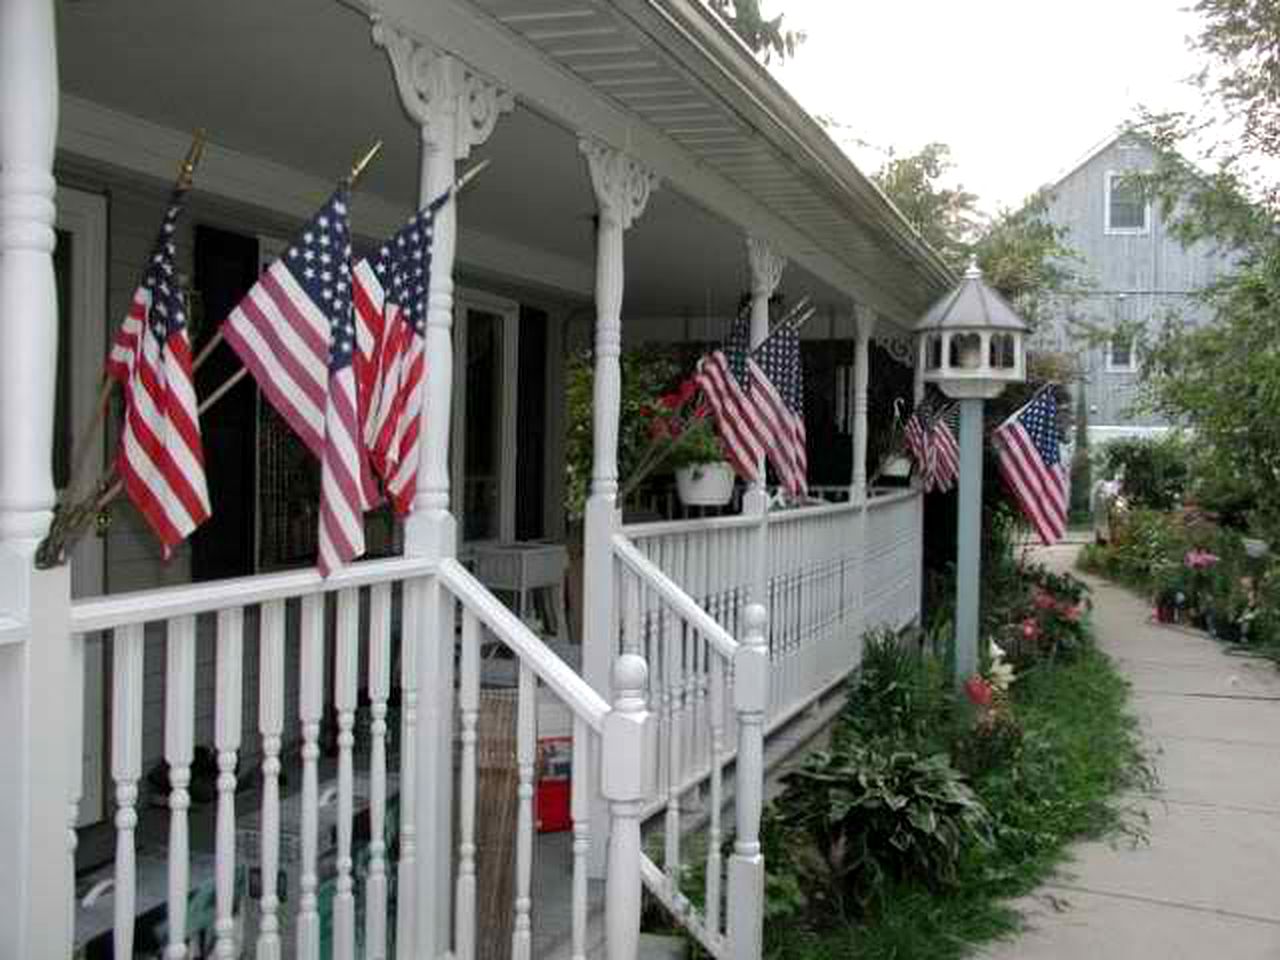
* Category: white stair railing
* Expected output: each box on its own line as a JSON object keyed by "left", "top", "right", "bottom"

{"left": 611, "top": 533, "right": 767, "bottom": 960}
{"left": 68, "top": 556, "right": 653, "bottom": 960}
{"left": 435, "top": 558, "right": 652, "bottom": 960}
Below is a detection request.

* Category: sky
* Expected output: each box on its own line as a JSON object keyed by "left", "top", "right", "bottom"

{"left": 766, "top": 0, "right": 1207, "bottom": 215}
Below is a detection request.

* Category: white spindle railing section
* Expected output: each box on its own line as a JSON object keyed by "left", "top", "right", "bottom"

{"left": 611, "top": 533, "right": 766, "bottom": 960}
{"left": 68, "top": 555, "right": 655, "bottom": 960}
{"left": 864, "top": 489, "right": 925, "bottom": 633}
{"left": 69, "top": 558, "right": 435, "bottom": 960}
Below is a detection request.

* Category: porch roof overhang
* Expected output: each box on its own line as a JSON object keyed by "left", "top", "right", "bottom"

{"left": 54, "top": 0, "right": 951, "bottom": 331}
{"left": 364, "top": 0, "right": 955, "bottom": 327}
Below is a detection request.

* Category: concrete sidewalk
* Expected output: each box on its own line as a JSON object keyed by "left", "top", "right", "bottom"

{"left": 980, "top": 544, "right": 1280, "bottom": 959}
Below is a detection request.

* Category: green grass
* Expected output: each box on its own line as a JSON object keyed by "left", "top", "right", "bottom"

{"left": 766, "top": 646, "right": 1151, "bottom": 960}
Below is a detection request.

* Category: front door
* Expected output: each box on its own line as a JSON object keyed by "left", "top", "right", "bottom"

{"left": 452, "top": 291, "right": 519, "bottom": 544}
{"left": 55, "top": 185, "right": 108, "bottom": 825}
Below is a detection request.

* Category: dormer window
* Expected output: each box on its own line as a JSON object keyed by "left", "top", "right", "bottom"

{"left": 1105, "top": 171, "right": 1149, "bottom": 234}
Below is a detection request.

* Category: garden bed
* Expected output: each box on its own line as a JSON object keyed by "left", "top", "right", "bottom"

{"left": 1078, "top": 507, "right": 1280, "bottom": 663}
{"left": 750, "top": 561, "right": 1149, "bottom": 959}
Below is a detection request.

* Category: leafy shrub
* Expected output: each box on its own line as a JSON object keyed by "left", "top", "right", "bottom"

{"left": 841, "top": 629, "right": 953, "bottom": 750}
{"left": 776, "top": 743, "right": 991, "bottom": 913}
{"left": 1101, "top": 435, "right": 1190, "bottom": 511}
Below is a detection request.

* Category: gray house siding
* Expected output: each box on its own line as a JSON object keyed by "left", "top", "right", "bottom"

{"left": 1033, "top": 136, "right": 1235, "bottom": 432}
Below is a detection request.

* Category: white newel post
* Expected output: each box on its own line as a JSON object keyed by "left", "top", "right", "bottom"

{"left": 744, "top": 236, "right": 785, "bottom": 605}
{"left": 373, "top": 19, "right": 512, "bottom": 958}
{"left": 728, "top": 604, "right": 768, "bottom": 960}
{"left": 0, "top": 1, "right": 75, "bottom": 956}
{"left": 580, "top": 137, "right": 655, "bottom": 876}
{"left": 602, "top": 654, "right": 651, "bottom": 960}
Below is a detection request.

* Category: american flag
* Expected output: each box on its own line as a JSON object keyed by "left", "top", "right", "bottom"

{"left": 749, "top": 313, "right": 808, "bottom": 497}
{"left": 930, "top": 404, "right": 960, "bottom": 493}
{"left": 993, "top": 389, "right": 1067, "bottom": 545}
{"left": 223, "top": 187, "right": 373, "bottom": 575}
{"left": 904, "top": 401, "right": 959, "bottom": 493}
{"left": 694, "top": 308, "right": 765, "bottom": 484}
{"left": 352, "top": 190, "right": 450, "bottom": 515}
{"left": 105, "top": 193, "right": 210, "bottom": 554}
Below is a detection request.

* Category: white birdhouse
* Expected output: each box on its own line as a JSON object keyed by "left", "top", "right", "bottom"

{"left": 914, "top": 259, "right": 1028, "bottom": 400}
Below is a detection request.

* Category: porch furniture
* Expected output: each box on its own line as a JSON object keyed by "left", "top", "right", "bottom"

{"left": 74, "top": 852, "right": 222, "bottom": 958}
{"left": 471, "top": 541, "right": 569, "bottom": 642}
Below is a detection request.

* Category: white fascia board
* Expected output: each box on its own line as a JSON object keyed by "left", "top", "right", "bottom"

{"left": 363, "top": 0, "right": 924, "bottom": 326}
{"left": 57, "top": 95, "right": 594, "bottom": 298}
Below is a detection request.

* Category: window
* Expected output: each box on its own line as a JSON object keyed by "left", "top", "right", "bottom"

{"left": 1105, "top": 171, "right": 1149, "bottom": 234}
{"left": 1107, "top": 335, "right": 1136, "bottom": 372}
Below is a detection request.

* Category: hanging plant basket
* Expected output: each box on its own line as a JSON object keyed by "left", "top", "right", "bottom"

{"left": 882, "top": 455, "right": 912, "bottom": 478}
{"left": 676, "top": 462, "right": 735, "bottom": 506}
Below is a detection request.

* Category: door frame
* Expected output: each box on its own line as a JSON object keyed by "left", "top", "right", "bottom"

{"left": 451, "top": 288, "right": 520, "bottom": 545}
{"left": 56, "top": 184, "right": 108, "bottom": 826}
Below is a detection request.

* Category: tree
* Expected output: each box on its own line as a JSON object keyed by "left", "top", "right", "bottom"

{"left": 1132, "top": 0, "right": 1280, "bottom": 536}
{"left": 706, "top": 0, "right": 804, "bottom": 61}
{"left": 872, "top": 143, "right": 981, "bottom": 272}
{"left": 973, "top": 190, "right": 1083, "bottom": 333}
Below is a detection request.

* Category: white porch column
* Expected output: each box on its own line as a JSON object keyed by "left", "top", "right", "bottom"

{"left": 744, "top": 235, "right": 785, "bottom": 604}
{"left": 373, "top": 20, "right": 512, "bottom": 958}
{"left": 851, "top": 303, "right": 876, "bottom": 504}
{"left": 0, "top": 0, "right": 76, "bottom": 956}
{"left": 580, "top": 137, "right": 655, "bottom": 876}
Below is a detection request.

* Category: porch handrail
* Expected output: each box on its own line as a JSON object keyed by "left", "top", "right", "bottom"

{"left": 437, "top": 558, "right": 610, "bottom": 732}
{"left": 69, "top": 555, "right": 437, "bottom": 634}
{"left": 610, "top": 533, "right": 738, "bottom": 661}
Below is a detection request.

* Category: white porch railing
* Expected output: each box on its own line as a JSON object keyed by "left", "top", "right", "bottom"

{"left": 610, "top": 535, "right": 767, "bottom": 960}
{"left": 610, "top": 489, "right": 923, "bottom": 957}
{"left": 65, "top": 556, "right": 650, "bottom": 960}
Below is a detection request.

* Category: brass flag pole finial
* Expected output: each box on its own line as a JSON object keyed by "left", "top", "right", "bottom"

{"left": 176, "top": 128, "right": 207, "bottom": 191}
{"left": 347, "top": 140, "right": 384, "bottom": 188}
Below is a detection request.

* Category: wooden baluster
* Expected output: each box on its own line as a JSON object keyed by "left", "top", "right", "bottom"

{"left": 706, "top": 655, "right": 725, "bottom": 937}
{"left": 165, "top": 615, "right": 196, "bottom": 959}
{"left": 333, "top": 588, "right": 359, "bottom": 960}
{"left": 571, "top": 715, "right": 590, "bottom": 960}
{"left": 664, "top": 600, "right": 682, "bottom": 880}
{"left": 111, "top": 624, "right": 145, "bottom": 959}
{"left": 257, "top": 599, "right": 285, "bottom": 960}
{"left": 455, "top": 609, "right": 480, "bottom": 960}
{"left": 512, "top": 662, "right": 536, "bottom": 960}
{"left": 366, "top": 583, "right": 393, "bottom": 959}
{"left": 297, "top": 595, "right": 324, "bottom": 960}
{"left": 214, "top": 609, "right": 244, "bottom": 959}
{"left": 396, "top": 578, "right": 423, "bottom": 953}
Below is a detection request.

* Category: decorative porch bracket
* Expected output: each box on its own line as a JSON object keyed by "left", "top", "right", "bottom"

{"left": 0, "top": 0, "right": 78, "bottom": 957}
{"left": 372, "top": 18, "right": 512, "bottom": 959}
{"left": 744, "top": 235, "right": 786, "bottom": 605}
{"left": 580, "top": 136, "right": 656, "bottom": 877}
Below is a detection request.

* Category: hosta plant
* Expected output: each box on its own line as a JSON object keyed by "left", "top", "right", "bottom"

{"left": 776, "top": 742, "right": 992, "bottom": 913}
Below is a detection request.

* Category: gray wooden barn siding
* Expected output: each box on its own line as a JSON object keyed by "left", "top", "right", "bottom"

{"left": 1035, "top": 137, "right": 1236, "bottom": 428}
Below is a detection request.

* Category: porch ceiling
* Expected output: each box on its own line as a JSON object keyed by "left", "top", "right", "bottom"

{"left": 54, "top": 0, "right": 931, "bottom": 328}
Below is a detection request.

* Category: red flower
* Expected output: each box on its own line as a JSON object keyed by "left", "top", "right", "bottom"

{"left": 658, "top": 391, "right": 683, "bottom": 411}
{"left": 676, "top": 377, "right": 698, "bottom": 406}
{"left": 1062, "top": 604, "right": 1082, "bottom": 622}
{"left": 964, "top": 675, "right": 994, "bottom": 708}
{"left": 1021, "top": 618, "right": 1040, "bottom": 641}
{"left": 1033, "top": 589, "right": 1057, "bottom": 611}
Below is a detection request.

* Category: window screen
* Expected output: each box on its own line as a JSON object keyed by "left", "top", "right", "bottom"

{"left": 1108, "top": 174, "right": 1147, "bottom": 232}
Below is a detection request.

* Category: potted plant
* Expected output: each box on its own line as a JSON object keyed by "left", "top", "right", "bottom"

{"left": 669, "top": 419, "right": 734, "bottom": 506}
{"left": 625, "top": 378, "right": 734, "bottom": 508}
